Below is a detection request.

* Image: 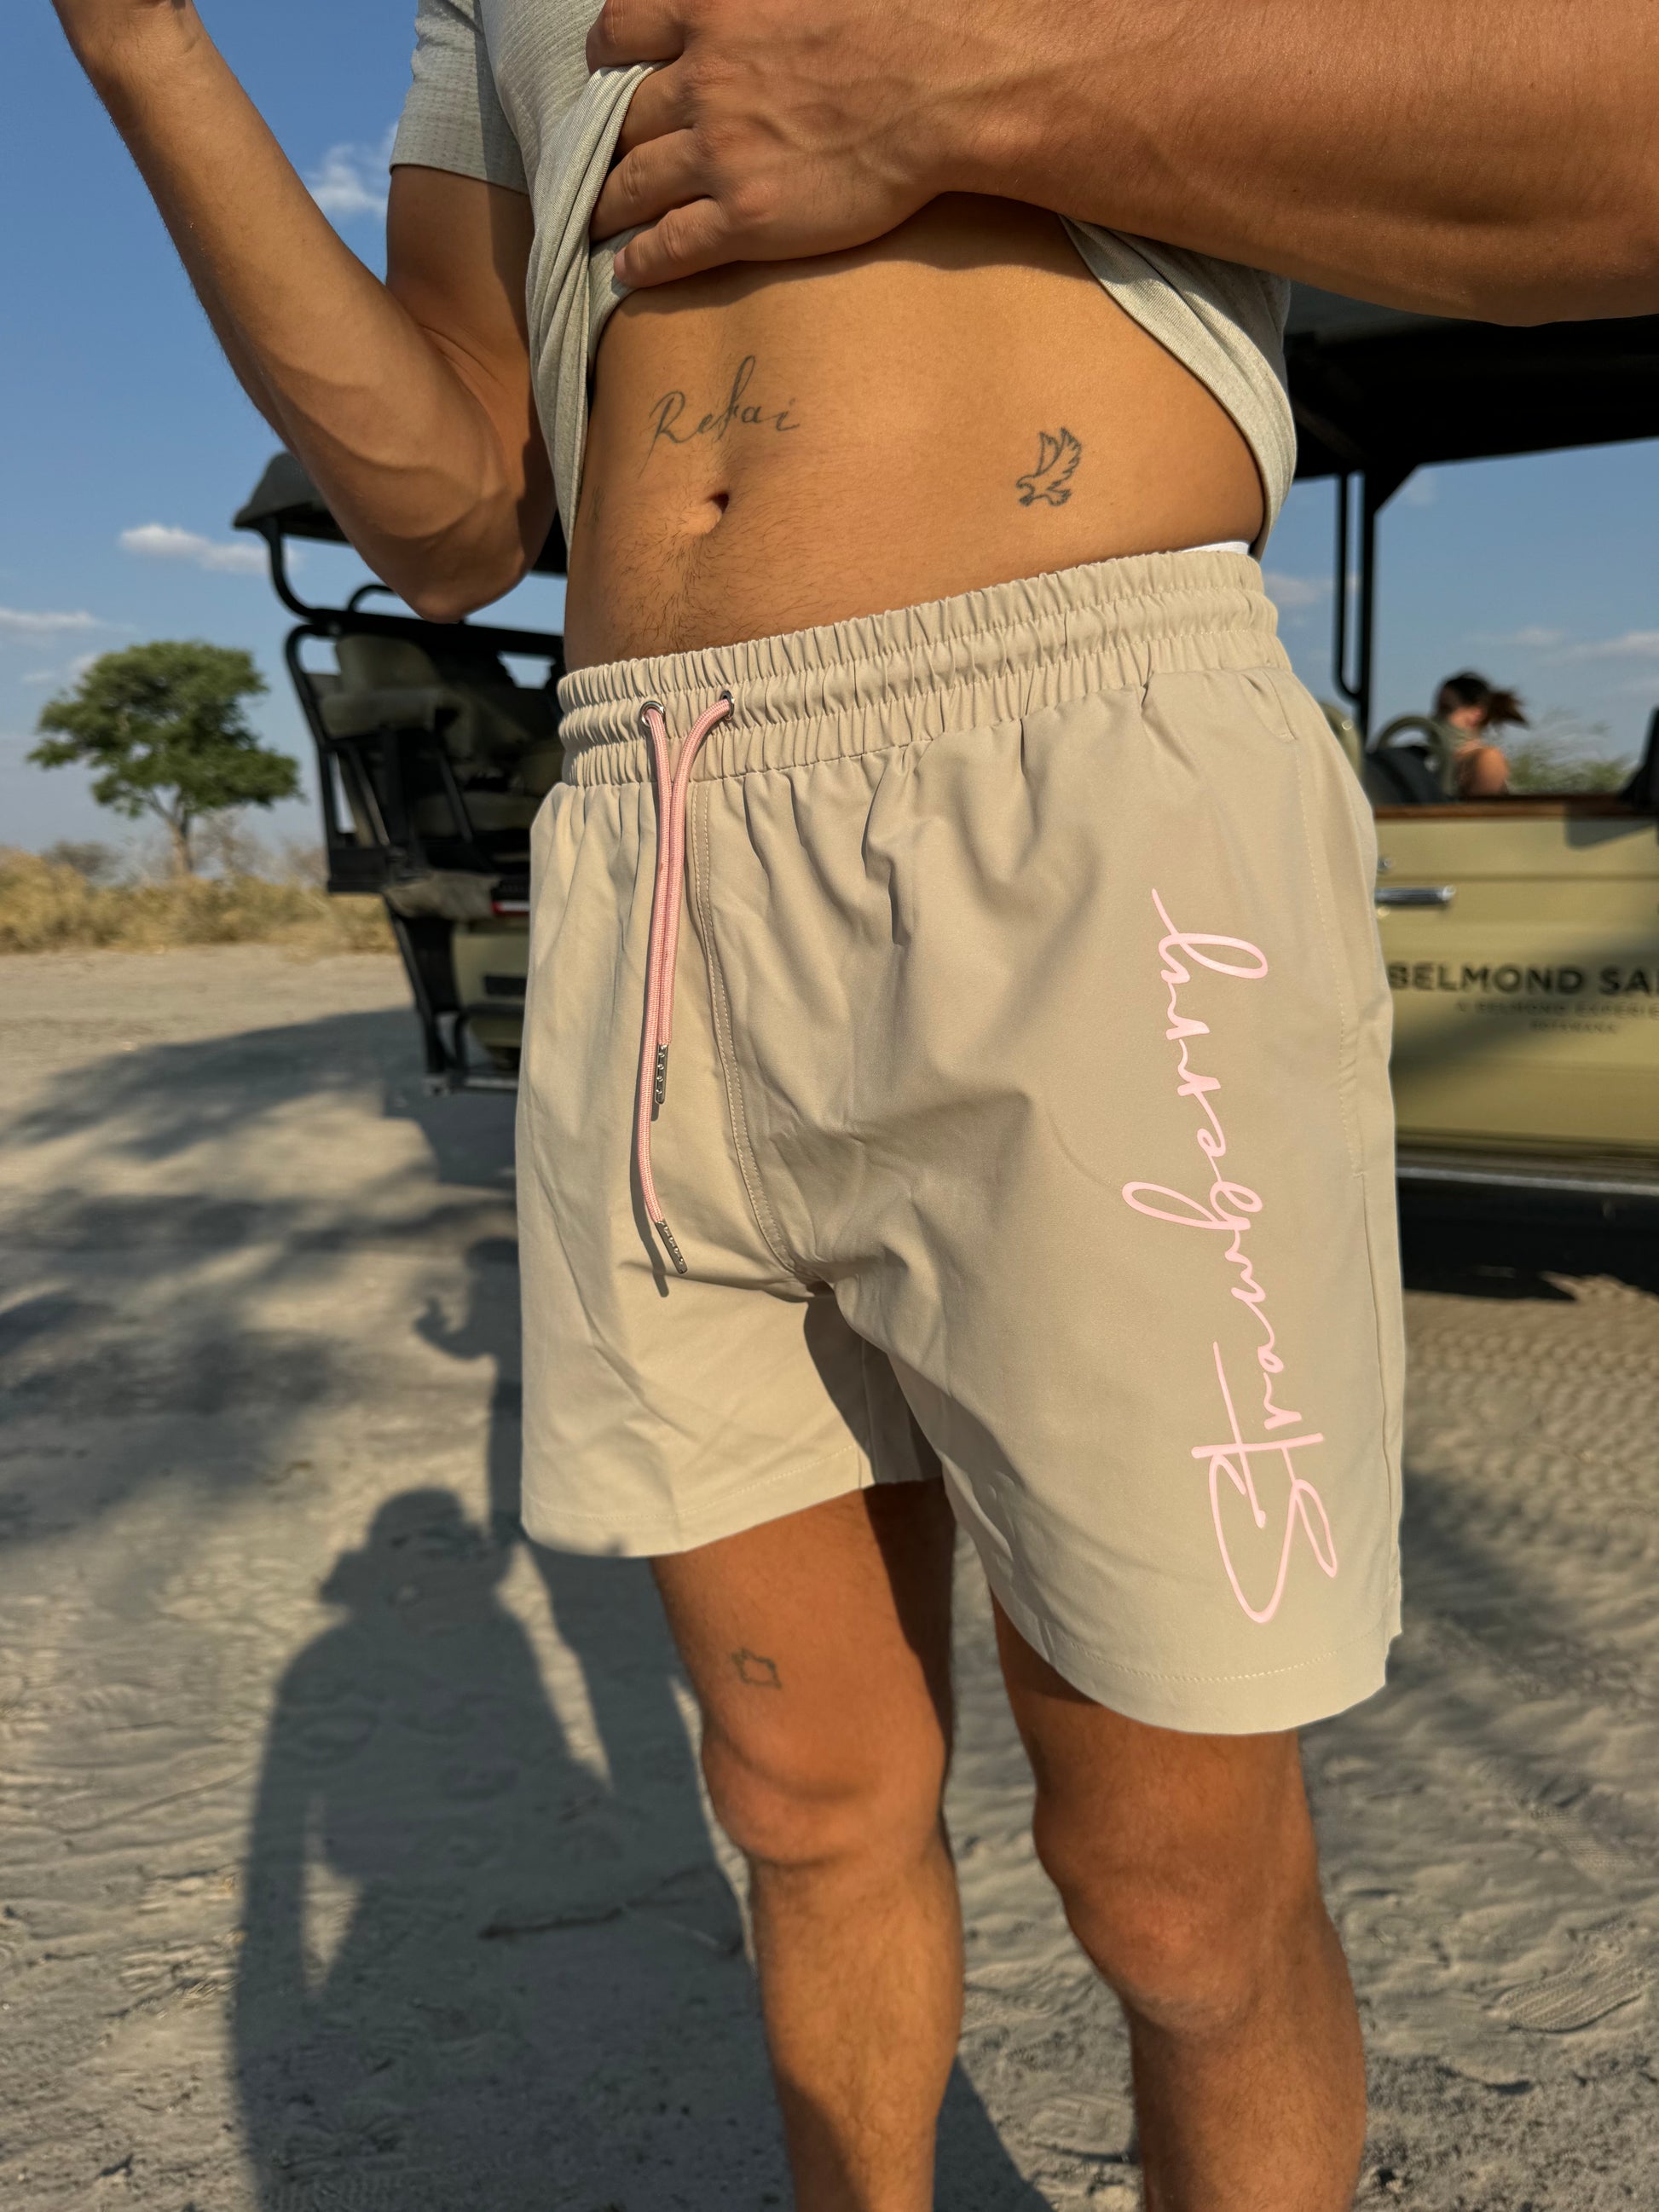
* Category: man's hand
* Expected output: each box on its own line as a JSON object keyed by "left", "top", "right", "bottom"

{"left": 588, "top": 0, "right": 991, "bottom": 286}
{"left": 589, "top": 0, "right": 1659, "bottom": 321}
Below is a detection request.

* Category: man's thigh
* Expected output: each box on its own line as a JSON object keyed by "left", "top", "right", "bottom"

{"left": 651, "top": 1481, "right": 959, "bottom": 1858}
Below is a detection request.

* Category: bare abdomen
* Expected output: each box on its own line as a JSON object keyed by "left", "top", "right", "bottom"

{"left": 563, "top": 197, "right": 1263, "bottom": 669}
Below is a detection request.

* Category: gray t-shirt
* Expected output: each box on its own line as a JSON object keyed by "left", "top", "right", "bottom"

{"left": 391, "top": 0, "right": 1294, "bottom": 551}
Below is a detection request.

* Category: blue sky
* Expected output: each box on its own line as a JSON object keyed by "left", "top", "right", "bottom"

{"left": 4, "top": 6, "right": 1657, "bottom": 854}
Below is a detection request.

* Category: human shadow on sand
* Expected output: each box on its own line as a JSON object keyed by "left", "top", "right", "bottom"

{"left": 234, "top": 1239, "right": 1052, "bottom": 2209}
{"left": 0, "top": 1008, "right": 521, "bottom": 1551}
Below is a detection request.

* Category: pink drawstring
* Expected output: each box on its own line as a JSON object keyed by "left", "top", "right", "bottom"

{"left": 634, "top": 690, "right": 733, "bottom": 1275}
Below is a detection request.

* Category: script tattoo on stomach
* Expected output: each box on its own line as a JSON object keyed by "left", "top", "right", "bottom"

{"left": 645, "top": 355, "right": 801, "bottom": 465}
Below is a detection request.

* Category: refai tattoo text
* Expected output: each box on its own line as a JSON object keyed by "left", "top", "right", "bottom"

{"left": 645, "top": 356, "right": 801, "bottom": 465}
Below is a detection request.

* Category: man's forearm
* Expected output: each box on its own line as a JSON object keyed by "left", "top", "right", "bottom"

{"left": 592, "top": 0, "right": 1659, "bottom": 318}
{"left": 973, "top": 0, "right": 1659, "bottom": 320}
{"left": 64, "top": 4, "right": 536, "bottom": 614}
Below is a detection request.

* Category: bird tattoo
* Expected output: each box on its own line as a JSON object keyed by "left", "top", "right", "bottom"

{"left": 1016, "top": 427, "right": 1084, "bottom": 507}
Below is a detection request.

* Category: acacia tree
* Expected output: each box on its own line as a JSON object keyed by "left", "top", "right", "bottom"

{"left": 31, "top": 641, "right": 298, "bottom": 875}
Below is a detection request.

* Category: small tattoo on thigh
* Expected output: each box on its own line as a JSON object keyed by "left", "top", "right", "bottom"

{"left": 730, "top": 1648, "right": 783, "bottom": 1689}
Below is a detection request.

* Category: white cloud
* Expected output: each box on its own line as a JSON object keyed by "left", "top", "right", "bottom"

{"left": 1263, "top": 570, "right": 1332, "bottom": 613}
{"left": 22, "top": 652, "right": 100, "bottom": 688}
{"left": 1561, "top": 630, "right": 1659, "bottom": 662}
{"left": 1402, "top": 470, "right": 1439, "bottom": 508}
{"left": 1475, "top": 625, "right": 1568, "bottom": 651}
{"left": 0, "top": 606, "right": 107, "bottom": 636}
{"left": 307, "top": 124, "right": 396, "bottom": 222}
{"left": 119, "top": 523, "right": 267, "bottom": 575}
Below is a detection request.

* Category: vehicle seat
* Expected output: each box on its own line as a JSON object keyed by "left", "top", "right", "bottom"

{"left": 1363, "top": 714, "right": 1461, "bottom": 806}
{"left": 1361, "top": 745, "right": 1446, "bottom": 806}
{"left": 320, "top": 632, "right": 564, "bottom": 822}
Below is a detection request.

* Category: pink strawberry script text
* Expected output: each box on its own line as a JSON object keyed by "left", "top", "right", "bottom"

{"left": 1121, "top": 891, "right": 1338, "bottom": 1624}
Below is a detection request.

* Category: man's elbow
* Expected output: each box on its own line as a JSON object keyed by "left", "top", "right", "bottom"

{"left": 401, "top": 576, "right": 507, "bottom": 626}
{"left": 385, "top": 542, "right": 529, "bottom": 627}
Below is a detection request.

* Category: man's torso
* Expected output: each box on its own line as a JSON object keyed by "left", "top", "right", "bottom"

{"left": 401, "top": 0, "right": 1270, "bottom": 665}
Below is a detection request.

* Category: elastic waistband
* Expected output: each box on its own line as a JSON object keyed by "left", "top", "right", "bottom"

{"left": 558, "top": 549, "right": 1287, "bottom": 786}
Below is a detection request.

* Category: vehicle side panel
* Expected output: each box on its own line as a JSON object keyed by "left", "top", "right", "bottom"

{"left": 1375, "top": 805, "right": 1659, "bottom": 1152}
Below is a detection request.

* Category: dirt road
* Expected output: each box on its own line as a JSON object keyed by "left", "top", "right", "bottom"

{"left": 2, "top": 947, "right": 1656, "bottom": 2209}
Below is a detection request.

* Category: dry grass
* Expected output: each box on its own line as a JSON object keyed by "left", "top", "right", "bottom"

{"left": 0, "top": 849, "right": 393, "bottom": 957}
{"left": 1505, "top": 738, "right": 1633, "bottom": 794}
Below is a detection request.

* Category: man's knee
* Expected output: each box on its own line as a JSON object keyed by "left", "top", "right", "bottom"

{"left": 701, "top": 1716, "right": 946, "bottom": 1879}
{"left": 1032, "top": 1788, "right": 1321, "bottom": 2036}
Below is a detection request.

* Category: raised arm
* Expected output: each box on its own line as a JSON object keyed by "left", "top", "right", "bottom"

{"left": 54, "top": 0, "right": 552, "bottom": 619}
{"left": 588, "top": 0, "right": 1659, "bottom": 321}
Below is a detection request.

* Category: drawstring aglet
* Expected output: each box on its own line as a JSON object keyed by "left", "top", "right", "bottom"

{"left": 655, "top": 1219, "right": 689, "bottom": 1277}
{"left": 653, "top": 1042, "right": 669, "bottom": 1111}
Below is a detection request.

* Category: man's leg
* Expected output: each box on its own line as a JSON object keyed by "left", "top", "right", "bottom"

{"left": 653, "top": 1481, "right": 961, "bottom": 2212}
{"left": 994, "top": 1603, "right": 1365, "bottom": 2212}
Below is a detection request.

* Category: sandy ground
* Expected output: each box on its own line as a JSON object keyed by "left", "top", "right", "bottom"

{"left": 2, "top": 944, "right": 1657, "bottom": 2211}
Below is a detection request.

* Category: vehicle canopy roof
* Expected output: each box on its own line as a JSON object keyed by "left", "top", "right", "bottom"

{"left": 1286, "top": 286, "right": 1659, "bottom": 493}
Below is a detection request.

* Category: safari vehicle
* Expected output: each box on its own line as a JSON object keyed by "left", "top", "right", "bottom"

{"left": 1286, "top": 287, "right": 1659, "bottom": 1201}
{"left": 239, "top": 291, "right": 1659, "bottom": 1192}
{"left": 234, "top": 452, "right": 567, "bottom": 1089}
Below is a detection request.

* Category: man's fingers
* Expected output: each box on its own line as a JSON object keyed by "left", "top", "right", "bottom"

{"left": 587, "top": 0, "right": 936, "bottom": 280}
{"left": 612, "top": 200, "right": 739, "bottom": 288}
{"left": 590, "top": 129, "right": 706, "bottom": 242}
{"left": 610, "top": 63, "right": 688, "bottom": 157}
{"left": 586, "top": 0, "right": 685, "bottom": 73}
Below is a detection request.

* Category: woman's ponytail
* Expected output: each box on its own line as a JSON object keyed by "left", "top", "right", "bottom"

{"left": 1435, "top": 670, "right": 1529, "bottom": 730}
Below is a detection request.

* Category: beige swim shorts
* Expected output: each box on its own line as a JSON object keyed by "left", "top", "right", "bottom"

{"left": 517, "top": 549, "right": 1403, "bottom": 1732}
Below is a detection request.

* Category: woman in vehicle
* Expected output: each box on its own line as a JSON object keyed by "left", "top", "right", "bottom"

{"left": 50, "top": 3, "right": 1405, "bottom": 2205}
{"left": 1436, "top": 670, "right": 1528, "bottom": 798}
